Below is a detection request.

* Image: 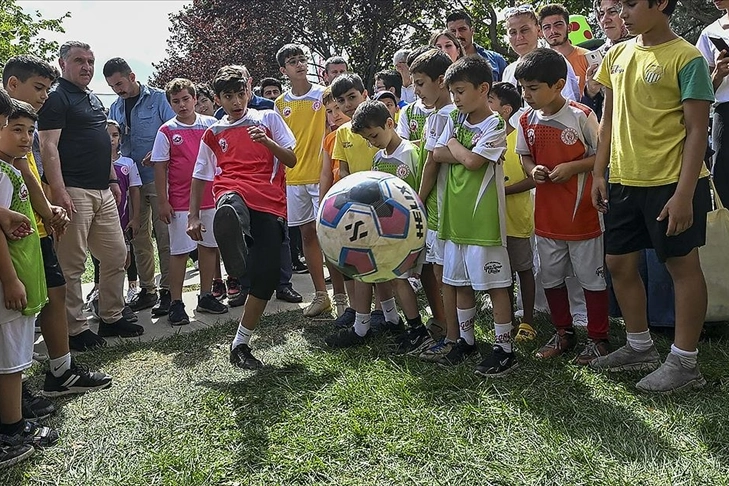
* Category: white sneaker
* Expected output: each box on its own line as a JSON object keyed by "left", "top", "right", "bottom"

{"left": 303, "top": 291, "right": 332, "bottom": 317}
{"left": 126, "top": 285, "right": 139, "bottom": 304}
{"left": 572, "top": 313, "right": 588, "bottom": 327}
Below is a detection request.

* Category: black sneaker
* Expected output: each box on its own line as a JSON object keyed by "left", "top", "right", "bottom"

{"left": 8, "top": 420, "right": 59, "bottom": 448}
{"left": 292, "top": 259, "right": 309, "bottom": 274}
{"left": 394, "top": 325, "right": 430, "bottom": 355}
{"left": 68, "top": 329, "right": 107, "bottom": 351}
{"left": 226, "top": 276, "right": 241, "bottom": 298}
{"left": 214, "top": 203, "right": 250, "bottom": 278}
{"left": 334, "top": 307, "right": 356, "bottom": 328}
{"left": 228, "top": 289, "right": 248, "bottom": 308}
{"left": 371, "top": 317, "right": 405, "bottom": 335}
{"left": 0, "top": 442, "right": 34, "bottom": 469}
{"left": 128, "top": 288, "right": 158, "bottom": 312}
{"left": 436, "top": 338, "right": 477, "bottom": 367}
{"left": 196, "top": 293, "right": 228, "bottom": 314}
{"left": 42, "top": 362, "right": 112, "bottom": 397}
{"left": 325, "top": 326, "right": 371, "bottom": 348}
{"left": 22, "top": 383, "right": 55, "bottom": 420}
{"left": 151, "top": 289, "right": 171, "bottom": 317}
{"left": 276, "top": 287, "right": 303, "bottom": 303}
{"left": 212, "top": 278, "right": 227, "bottom": 300}
{"left": 230, "top": 343, "right": 263, "bottom": 370}
{"left": 122, "top": 305, "right": 138, "bottom": 323}
{"left": 98, "top": 316, "right": 144, "bottom": 337}
{"left": 474, "top": 345, "right": 519, "bottom": 378}
{"left": 168, "top": 300, "right": 190, "bottom": 326}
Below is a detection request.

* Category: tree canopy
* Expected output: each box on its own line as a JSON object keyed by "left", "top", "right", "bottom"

{"left": 0, "top": 0, "right": 69, "bottom": 65}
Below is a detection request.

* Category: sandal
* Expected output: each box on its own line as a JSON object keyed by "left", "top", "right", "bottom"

{"left": 515, "top": 323, "right": 537, "bottom": 342}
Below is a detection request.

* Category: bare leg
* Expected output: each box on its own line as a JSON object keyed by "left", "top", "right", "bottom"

{"left": 442, "top": 284, "right": 459, "bottom": 341}
{"left": 421, "top": 264, "right": 446, "bottom": 323}
{"left": 40, "top": 286, "right": 71, "bottom": 359}
{"left": 0, "top": 372, "right": 22, "bottom": 424}
{"left": 517, "top": 269, "right": 535, "bottom": 324}
{"left": 606, "top": 252, "right": 648, "bottom": 333}
{"left": 168, "top": 254, "right": 188, "bottom": 302}
{"left": 299, "top": 221, "right": 326, "bottom": 291}
{"left": 198, "top": 246, "right": 218, "bottom": 295}
{"left": 665, "top": 249, "right": 707, "bottom": 351}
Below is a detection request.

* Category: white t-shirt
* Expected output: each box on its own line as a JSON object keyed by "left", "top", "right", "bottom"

{"left": 503, "top": 56, "right": 581, "bottom": 102}
{"left": 697, "top": 20, "right": 729, "bottom": 104}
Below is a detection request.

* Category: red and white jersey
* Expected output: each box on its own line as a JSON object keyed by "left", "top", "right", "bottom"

{"left": 193, "top": 109, "right": 296, "bottom": 219}
{"left": 516, "top": 100, "right": 602, "bottom": 241}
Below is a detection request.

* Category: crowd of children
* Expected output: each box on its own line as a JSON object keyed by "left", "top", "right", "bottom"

{"left": 0, "top": 0, "right": 719, "bottom": 468}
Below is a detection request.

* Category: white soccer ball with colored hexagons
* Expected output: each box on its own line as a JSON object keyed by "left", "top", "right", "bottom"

{"left": 316, "top": 171, "right": 427, "bottom": 283}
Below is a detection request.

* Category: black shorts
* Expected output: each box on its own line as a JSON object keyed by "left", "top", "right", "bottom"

{"left": 40, "top": 236, "right": 66, "bottom": 288}
{"left": 604, "top": 178, "right": 711, "bottom": 263}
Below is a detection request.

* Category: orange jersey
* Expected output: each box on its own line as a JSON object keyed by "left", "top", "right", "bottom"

{"left": 322, "top": 130, "right": 340, "bottom": 183}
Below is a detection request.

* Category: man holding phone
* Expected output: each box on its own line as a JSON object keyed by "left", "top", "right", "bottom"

{"left": 539, "top": 3, "right": 591, "bottom": 94}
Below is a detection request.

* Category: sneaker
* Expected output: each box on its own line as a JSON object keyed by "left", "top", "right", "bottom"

{"left": 22, "top": 383, "right": 55, "bottom": 420}
{"left": 98, "top": 316, "right": 144, "bottom": 338}
{"left": 151, "top": 289, "right": 171, "bottom": 317}
{"left": 535, "top": 328, "right": 576, "bottom": 359}
{"left": 419, "top": 339, "right": 454, "bottom": 362}
{"left": 436, "top": 338, "right": 477, "bottom": 367}
{"left": 303, "top": 291, "right": 331, "bottom": 317}
{"left": 574, "top": 339, "right": 610, "bottom": 366}
{"left": 230, "top": 343, "right": 263, "bottom": 370}
{"left": 122, "top": 305, "right": 138, "bottom": 323}
{"left": 42, "top": 362, "right": 112, "bottom": 397}
{"left": 128, "top": 288, "right": 158, "bottom": 312}
{"left": 197, "top": 293, "right": 229, "bottom": 314}
{"left": 84, "top": 288, "right": 98, "bottom": 311}
{"left": 276, "top": 287, "right": 303, "bottom": 303}
{"left": 168, "top": 300, "right": 190, "bottom": 326}
{"left": 212, "top": 278, "right": 227, "bottom": 300}
{"left": 589, "top": 343, "right": 661, "bottom": 372}
{"left": 292, "top": 259, "right": 309, "bottom": 274}
{"left": 394, "top": 325, "right": 429, "bottom": 355}
{"left": 333, "top": 307, "right": 356, "bottom": 328}
{"left": 332, "top": 293, "right": 348, "bottom": 317}
{"left": 226, "top": 277, "right": 241, "bottom": 298}
{"left": 325, "top": 326, "right": 370, "bottom": 348}
{"left": 10, "top": 420, "right": 59, "bottom": 448}
{"left": 371, "top": 317, "right": 405, "bottom": 335}
{"left": 635, "top": 353, "right": 706, "bottom": 394}
{"left": 214, "top": 204, "right": 250, "bottom": 278}
{"left": 68, "top": 329, "right": 107, "bottom": 351}
{"left": 572, "top": 313, "right": 588, "bottom": 328}
{"left": 125, "top": 283, "right": 139, "bottom": 304}
{"left": 0, "top": 442, "right": 34, "bottom": 469}
{"left": 514, "top": 323, "right": 536, "bottom": 342}
{"left": 474, "top": 345, "right": 519, "bottom": 378}
{"left": 228, "top": 290, "right": 248, "bottom": 308}
{"left": 370, "top": 309, "right": 385, "bottom": 330}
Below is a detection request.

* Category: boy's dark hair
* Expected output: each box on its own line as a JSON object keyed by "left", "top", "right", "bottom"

{"left": 538, "top": 3, "right": 570, "bottom": 26}
{"left": 196, "top": 83, "right": 214, "bottom": 101}
{"left": 212, "top": 65, "right": 249, "bottom": 96}
{"left": 446, "top": 11, "right": 473, "bottom": 27}
{"left": 2, "top": 55, "right": 58, "bottom": 86}
{"left": 276, "top": 44, "right": 306, "bottom": 68}
{"left": 648, "top": 0, "right": 678, "bottom": 16}
{"left": 164, "top": 78, "right": 196, "bottom": 102}
{"left": 375, "top": 69, "right": 402, "bottom": 98}
{"left": 514, "top": 48, "right": 567, "bottom": 87}
{"left": 9, "top": 99, "right": 38, "bottom": 123}
{"left": 409, "top": 49, "right": 452, "bottom": 81}
{"left": 443, "top": 55, "right": 493, "bottom": 89}
{"left": 330, "top": 73, "right": 365, "bottom": 99}
{"left": 490, "top": 82, "right": 522, "bottom": 115}
{"left": 260, "top": 77, "right": 282, "bottom": 92}
{"left": 0, "top": 87, "right": 12, "bottom": 117}
{"left": 406, "top": 46, "right": 433, "bottom": 67}
{"left": 324, "top": 56, "right": 348, "bottom": 73}
{"left": 102, "top": 57, "right": 132, "bottom": 78}
{"left": 351, "top": 100, "right": 392, "bottom": 134}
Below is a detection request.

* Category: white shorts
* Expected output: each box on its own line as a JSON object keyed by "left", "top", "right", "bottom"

{"left": 0, "top": 315, "right": 34, "bottom": 374}
{"left": 442, "top": 240, "right": 512, "bottom": 291}
{"left": 425, "top": 229, "right": 445, "bottom": 265}
{"left": 536, "top": 235, "right": 606, "bottom": 291}
{"left": 287, "top": 184, "right": 320, "bottom": 226}
{"left": 169, "top": 209, "right": 217, "bottom": 256}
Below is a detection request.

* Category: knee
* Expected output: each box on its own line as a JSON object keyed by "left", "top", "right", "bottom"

{"left": 605, "top": 255, "right": 637, "bottom": 280}
{"left": 299, "top": 222, "right": 317, "bottom": 242}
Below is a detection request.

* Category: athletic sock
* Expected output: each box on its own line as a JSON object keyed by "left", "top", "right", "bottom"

{"left": 231, "top": 324, "right": 253, "bottom": 349}
{"left": 49, "top": 353, "right": 72, "bottom": 378}
{"left": 544, "top": 285, "right": 572, "bottom": 328}
{"left": 406, "top": 315, "right": 423, "bottom": 329}
{"left": 354, "top": 312, "right": 371, "bottom": 337}
{"left": 456, "top": 306, "right": 476, "bottom": 346}
{"left": 670, "top": 344, "right": 698, "bottom": 369}
{"left": 626, "top": 330, "right": 654, "bottom": 352}
{"left": 494, "top": 322, "right": 514, "bottom": 353}
{"left": 381, "top": 297, "right": 399, "bottom": 323}
{"left": 583, "top": 288, "right": 609, "bottom": 341}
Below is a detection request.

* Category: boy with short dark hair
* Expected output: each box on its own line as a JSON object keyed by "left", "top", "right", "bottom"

{"left": 374, "top": 69, "right": 404, "bottom": 108}
{"left": 515, "top": 48, "right": 608, "bottom": 364}
{"left": 591, "top": 0, "right": 715, "bottom": 393}
{"left": 189, "top": 66, "right": 297, "bottom": 369}
{"left": 372, "top": 90, "right": 399, "bottom": 119}
{"left": 432, "top": 56, "right": 515, "bottom": 375}
{"left": 259, "top": 77, "right": 283, "bottom": 100}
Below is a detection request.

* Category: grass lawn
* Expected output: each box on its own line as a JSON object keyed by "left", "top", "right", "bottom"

{"left": 3, "top": 306, "right": 729, "bottom": 485}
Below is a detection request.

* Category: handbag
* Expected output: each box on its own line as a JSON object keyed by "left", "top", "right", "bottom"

{"left": 699, "top": 179, "right": 729, "bottom": 322}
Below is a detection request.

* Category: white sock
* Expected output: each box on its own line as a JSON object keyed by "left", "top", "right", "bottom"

{"left": 670, "top": 344, "right": 698, "bottom": 369}
{"left": 626, "top": 330, "right": 654, "bottom": 352}
{"left": 381, "top": 297, "right": 399, "bottom": 324}
{"left": 457, "top": 306, "right": 476, "bottom": 346}
{"left": 231, "top": 324, "right": 253, "bottom": 349}
{"left": 354, "top": 312, "right": 371, "bottom": 337}
{"left": 494, "top": 322, "right": 513, "bottom": 353}
{"left": 50, "top": 353, "right": 71, "bottom": 378}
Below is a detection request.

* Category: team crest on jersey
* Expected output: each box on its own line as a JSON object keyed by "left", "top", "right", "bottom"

{"left": 409, "top": 119, "right": 419, "bottom": 133}
{"left": 561, "top": 128, "right": 579, "bottom": 146}
{"left": 527, "top": 128, "right": 536, "bottom": 146}
{"left": 120, "top": 165, "right": 129, "bottom": 176}
{"left": 644, "top": 64, "right": 664, "bottom": 84}
{"left": 283, "top": 106, "right": 292, "bottom": 117}
{"left": 396, "top": 164, "right": 411, "bottom": 179}
{"left": 219, "top": 138, "right": 229, "bottom": 152}
{"left": 172, "top": 134, "right": 183, "bottom": 146}
{"left": 18, "top": 183, "right": 29, "bottom": 202}
{"left": 312, "top": 101, "right": 322, "bottom": 111}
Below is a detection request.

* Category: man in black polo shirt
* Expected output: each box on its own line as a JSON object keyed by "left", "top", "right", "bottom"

{"left": 38, "top": 40, "right": 144, "bottom": 345}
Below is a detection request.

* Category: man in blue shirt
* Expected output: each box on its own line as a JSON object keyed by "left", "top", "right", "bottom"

{"left": 446, "top": 10, "right": 508, "bottom": 82}
{"left": 104, "top": 58, "right": 176, "bottom": 316}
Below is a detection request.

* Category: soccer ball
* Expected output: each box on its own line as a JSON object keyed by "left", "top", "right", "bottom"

{"left": 317, "top": 171, "right": 427, "bottom": 283}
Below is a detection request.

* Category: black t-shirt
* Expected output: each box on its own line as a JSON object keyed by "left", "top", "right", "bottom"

{"left": 124, "top": 93, "right": 140, "bottom": 129}
{"left": 37, "top": 78, "right": 111, "bottom": 190}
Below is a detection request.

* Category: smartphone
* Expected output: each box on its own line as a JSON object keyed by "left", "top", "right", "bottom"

{"left": 710, "top": 36, "right": 729, "bottom": 53}
{"left": 585, "top": 50, "right": 603, "bottom": 68}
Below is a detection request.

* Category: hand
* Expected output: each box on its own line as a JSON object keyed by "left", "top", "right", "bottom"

{"left": 52, "top": 187, "right": 76, "bottom": 217}
{"left": 248, "top": 125, "right": 272, "bottom": 145}
{"left": 48, "top": 205, "right": 69, "bottom": 237}
{"left": 591, "top": 175, "right": 609, "bottom": 214}
{"left": 657, "top": 193, "right": 693, "bottom": 236}
{"left": 158, "top": 200, "right": 174, "bottom": 225}
{"left": 531, "top": 165, "right": 550, "bottom": 184}
{"left": 110, "top": 183, "right": 121, "bottom": 205}
{"left": 548, "top": 164, "right": 573, "bottom": 184}
{"left": 585, "top": 64, "right": 602, "bottom": 98}
{"left": 126, "top": 217, "right": 140, "bottom": 239}
{"left": 142, "top": 151, "right": 153, "bottom": 167}
{"left": 0, "top": 209, "right": 32, "bottom": 240}
{"left": 3, "top": 277, "right": 27, "bottom": 311}
{"left": 186, "top": 215, "right": 205, "bottom": 241}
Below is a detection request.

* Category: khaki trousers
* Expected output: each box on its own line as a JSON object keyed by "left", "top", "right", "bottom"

{"left": 133, "top": 181, "right": 170, "bottom": 291}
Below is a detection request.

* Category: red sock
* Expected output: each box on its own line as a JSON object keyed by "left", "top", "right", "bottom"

{"left": 584, "top": 288, "right": 609, "bottom": 341}
{"left": 544, "top": 285, "right": 572, "bottom": 329}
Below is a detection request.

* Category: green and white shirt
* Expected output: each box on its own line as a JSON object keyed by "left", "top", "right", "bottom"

{"left": 396, "top": 100, "right": 434, "bottom": 142}
{"left": 373, "top": 139, "right": 419, "bottom": 190}
{"left": 422, "top": 104, "right": 456, "bottom": 232}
